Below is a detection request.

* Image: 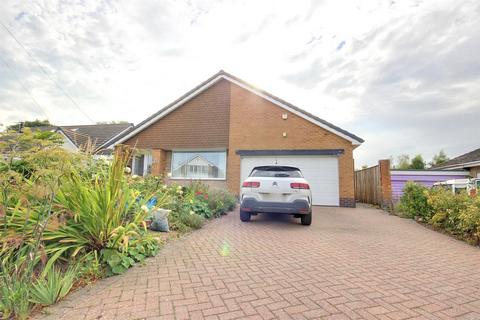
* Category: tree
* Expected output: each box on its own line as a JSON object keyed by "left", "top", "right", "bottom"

{"left": 410, "top": 154, "right": 426, "bottom": 169}
{"left": 396, "top": 154, "right": 410, "bottom": 169}
{"left": 6, "top": 119, "right": 52, "bottom": 131}
{"left": 430, "top": 150, "right": 449, "bottom": 167}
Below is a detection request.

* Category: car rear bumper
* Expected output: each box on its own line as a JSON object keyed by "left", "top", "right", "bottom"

{"left": 241, "top": 198, "right": 311, "bottom": 215}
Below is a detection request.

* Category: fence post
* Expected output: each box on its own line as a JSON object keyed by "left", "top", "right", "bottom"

{"left": 378, "top": 159, "right": 392, "bottom": 210}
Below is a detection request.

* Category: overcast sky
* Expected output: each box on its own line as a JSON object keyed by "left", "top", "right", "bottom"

{"left": 0, "top": 0, "right": 479, "bottom": 166}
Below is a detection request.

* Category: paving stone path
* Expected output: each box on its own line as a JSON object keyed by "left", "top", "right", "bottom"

{"left": 36, "top": 206, "right": 480, "bottom": 319}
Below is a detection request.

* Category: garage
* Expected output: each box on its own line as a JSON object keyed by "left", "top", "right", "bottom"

{"left": 240, "top": 153, "right": 340, "bottom": 206}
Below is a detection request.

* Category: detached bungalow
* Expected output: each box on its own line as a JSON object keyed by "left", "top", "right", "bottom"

{"left": 111, "top": 71, "right": 364, "bottom": 207}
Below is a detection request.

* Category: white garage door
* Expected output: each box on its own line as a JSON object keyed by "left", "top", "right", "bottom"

{"left": 240, "top": 156, "right": 339, "bottom": 206}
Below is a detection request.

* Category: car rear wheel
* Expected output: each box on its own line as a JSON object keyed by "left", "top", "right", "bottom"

{"left": 240, "top": 210, "right": 251, "bottom": 222}
{"left": 300, "top": 213, "right": 312, "bottom": 226}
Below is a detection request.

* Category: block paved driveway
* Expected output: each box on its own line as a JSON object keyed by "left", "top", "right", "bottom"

{"left": 36, "top": 206, "right": 480, "bottom": 320}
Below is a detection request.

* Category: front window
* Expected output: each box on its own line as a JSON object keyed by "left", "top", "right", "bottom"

{"left": 171, "top": 151, "right": 226, "bottom": 179}
{"left": 132, "top": 151, "right": 152, "bottom": 176}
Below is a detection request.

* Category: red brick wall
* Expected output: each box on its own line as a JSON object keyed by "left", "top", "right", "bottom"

{"left": 227, "top": 83, "right": 356, "bottom": 206}
{"left": 123, "top": 79, "right": 358, "bottom": 207}
{"left": 124, "top": 80, "right": 230, "bottom": 150}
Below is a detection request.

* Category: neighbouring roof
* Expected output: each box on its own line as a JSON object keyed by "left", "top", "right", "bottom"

{"left": 111, "top": 70, "right": 364, "bottom": 146}
{"left": 58, "top": 123, "right": 133, "bottom": 153}
{"left": 1, "top": 123, "right": 133, "bottom": 154}
{"left": 433, "top": 147, "right": 480, "bottom": 170}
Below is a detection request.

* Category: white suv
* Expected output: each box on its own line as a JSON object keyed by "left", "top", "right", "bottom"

{"left": 240, "top": 165, "right": 312, "bottom": 225}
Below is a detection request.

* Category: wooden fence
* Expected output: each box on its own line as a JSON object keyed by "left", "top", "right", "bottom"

{"left": 355, "top": 165, "right": 382, "bottom": 205}
{"left": 355, "top": 160, "right": 392, "bottom": 208}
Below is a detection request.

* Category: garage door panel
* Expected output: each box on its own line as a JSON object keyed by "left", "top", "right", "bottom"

{"left": 240, "top": 156, "right": 339, "bottom": 206}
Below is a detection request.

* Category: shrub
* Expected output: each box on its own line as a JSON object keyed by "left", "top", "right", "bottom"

{"left": 128, "top": 175, "right": 164, "bottom": 198}
{"left": 29, "top": 266, "right": 77, "bottom": 306}
{"left": 207, "top": 189, "right": 237, "bottom": 217}
{"left": 427, "top": 188, "right": 470, "bottom": 233}
{"left": 180, "top": 212, "right": 205, "bottom": 229}
{"left": 457, "top": 196, "right": 480, "bottom": 242}
{"left": 101, "top": 236, "right": 159, "bottom": 275}
{"left": 185, "top": 199, "right": 212, "bottom": 219}
{"left": 399, "top": 182, "right": 432, "bottom": 219}
{"left": 400, "top": 181, "right": 480, "bottom": 245}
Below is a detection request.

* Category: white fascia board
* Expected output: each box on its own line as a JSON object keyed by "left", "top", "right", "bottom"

{"left": 114, "top": 75, "right": 362, "bottom": 146}
{"left": 434, "top": 160, "right": 480, "bottom": 170}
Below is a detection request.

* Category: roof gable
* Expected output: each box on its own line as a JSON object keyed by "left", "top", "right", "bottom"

{"left": 113, "top": 70, "right": 364, "bottom": 146}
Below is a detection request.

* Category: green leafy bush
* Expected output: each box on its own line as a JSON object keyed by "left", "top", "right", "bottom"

{"left": 101, "top": 236, "right": 158, "bottom": 275}
{"left": 399, "top": 182, "right": 432, "bottom": 219}
{"left": 399, "top": 181, "right": 480, "bottom": 245}
{"left": 185, "top": 199, "right": 212, "bottom": 219}
{"left": 457, "top": 196, "right": 480, "bottom": 242}
{"left": 180, "top": 212, "right": 205, "bottom": 229}
{"left": 427, "top": 188, "right": 469, "bottom": 231}
{"left": 129, "top": 175, "right": 164, "bottom": 196}
{"left": 207, "top": 189, "right": 237, "bottom": 217}
{"left": 77, "top": 251, "right": 103, "bottom": 281}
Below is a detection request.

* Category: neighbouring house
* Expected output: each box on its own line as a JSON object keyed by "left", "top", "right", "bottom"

{"left": 1, "top": 123, "right": 133, "bottom": 158}
{"left": 56, "top": 124, "right": 133, "bottom": 156}
{"left": 47, "top": 124, "right": 133, "bottom": 156}
{"left": 433, "top": 147, "right": 480, "bottom": 178}
{"left": 110, "top": 70, "right": 364, "bottom": 207}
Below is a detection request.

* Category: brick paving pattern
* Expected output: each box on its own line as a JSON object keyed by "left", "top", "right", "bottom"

{"left": 35, "top": 206, "right": 480, "bottom": 319}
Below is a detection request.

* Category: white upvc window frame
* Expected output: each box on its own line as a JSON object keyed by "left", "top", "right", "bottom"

{"left": 132, "top": 150, "right": 152, "bottom": 176}
{"left": 170, "top": 149, "right": 227, "bottom": 181}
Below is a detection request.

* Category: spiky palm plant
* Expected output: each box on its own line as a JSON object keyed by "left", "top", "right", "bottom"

{"left": 43, "top": 146, "right": 151, "bottom": 267}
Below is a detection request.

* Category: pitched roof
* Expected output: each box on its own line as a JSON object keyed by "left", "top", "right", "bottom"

{"left": 111, "top": 70, "right": 364, "bottom": 146}
{"left": 58, "top": 123, "right": 133, "bottom": 153}
{"left": 433, "top": 147, "right": 480, "bottom": 169}
{"left": 1, "top": 124, "right": 132, "bottom": 154}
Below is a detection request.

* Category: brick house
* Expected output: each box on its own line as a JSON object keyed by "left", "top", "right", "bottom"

{"left": 111, "top": 71, "right": 364, "bottom": 207}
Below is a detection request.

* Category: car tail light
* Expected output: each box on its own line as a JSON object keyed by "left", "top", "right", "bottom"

{"left": 290, "top": 182, "right": 310, "bottom": 189}
{"left": 242, "top": 181, "right": 260, "bottom": 188}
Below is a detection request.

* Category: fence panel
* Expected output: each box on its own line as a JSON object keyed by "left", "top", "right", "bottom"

{"left": 355, "top": 165, "right": 382, "bottom": 205}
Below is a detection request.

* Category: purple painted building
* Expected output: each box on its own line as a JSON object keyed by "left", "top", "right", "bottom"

{"left": 391, "top": 170, "right": 468, "bottom": 202}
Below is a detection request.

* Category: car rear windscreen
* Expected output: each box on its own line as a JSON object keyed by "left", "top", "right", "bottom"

{"left": 250, "top": 167, "right": 302, "bottom": 178}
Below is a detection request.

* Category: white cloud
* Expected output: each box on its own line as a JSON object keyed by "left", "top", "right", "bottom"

{"left": 0, "top": 0, "right": 479, "bottom": 166}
